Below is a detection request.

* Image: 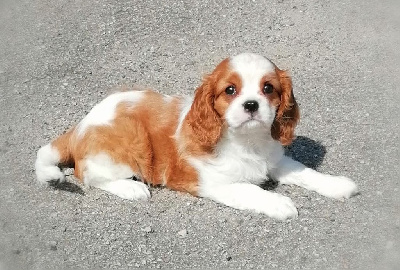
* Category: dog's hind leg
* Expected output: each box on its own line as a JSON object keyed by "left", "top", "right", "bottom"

{"left": 80, "top": 153, "right": 150, "bottom": 200}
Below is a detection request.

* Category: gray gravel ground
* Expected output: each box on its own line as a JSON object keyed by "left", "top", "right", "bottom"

{"left": 1, "top": 0, "right": 399, "bottom": 269}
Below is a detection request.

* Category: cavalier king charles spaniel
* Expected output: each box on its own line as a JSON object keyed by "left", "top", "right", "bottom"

{"left": 35, "top": 53, "right": 358, "bottom": 220}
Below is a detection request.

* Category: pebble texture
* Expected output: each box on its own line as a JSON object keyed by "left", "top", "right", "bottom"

{"left": 0, "top": 0, "right": 399, "bottom": 269}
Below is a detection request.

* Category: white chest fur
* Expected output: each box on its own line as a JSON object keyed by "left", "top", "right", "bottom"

{"left": 190, "top": 128, "right": 285, "bottom": 195}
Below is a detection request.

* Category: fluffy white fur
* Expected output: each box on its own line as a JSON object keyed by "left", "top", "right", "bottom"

{"left": 83, "top": 152, "right": 150, "bottom": 200}
{"left": 76, "top": 91, "right": 145, "bottom": 136}
{"left": 270, "top": 156, "right": 359, "bottom": 200}
{"left": 35, "top": 144, "right": 65, "bottom": 183}
{"left": 191, "top": 129, "right": 301, "bottom": 219}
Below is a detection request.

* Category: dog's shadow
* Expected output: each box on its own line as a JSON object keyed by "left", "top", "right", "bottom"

{"left": 48, "top": 179, "right": 85, "bottom": 195}
{"left": 261, "top": 136, "right": 326, "bottom": 190}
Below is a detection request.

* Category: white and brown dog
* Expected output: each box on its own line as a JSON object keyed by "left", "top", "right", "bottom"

{"left": 35, "top": 53, "right": 358, "bottom": 220}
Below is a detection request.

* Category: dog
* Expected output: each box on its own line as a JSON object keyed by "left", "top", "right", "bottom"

{"left": 35, "top": 53, "right": 358, "bottom": 220}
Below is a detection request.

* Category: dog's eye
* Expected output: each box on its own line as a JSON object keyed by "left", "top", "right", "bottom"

{"left": 263, "top": 83, "right": 273, "bottom": 94}
{"left": 225, "top": 85, "right": 236, "bottom": 95}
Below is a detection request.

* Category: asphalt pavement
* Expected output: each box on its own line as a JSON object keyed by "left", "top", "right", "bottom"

{"left": 0, "top": 0, "right": 399, "bottom": 269}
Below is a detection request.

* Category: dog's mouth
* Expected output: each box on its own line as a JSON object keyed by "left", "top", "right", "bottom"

{"left": 238, "top": 118, "right": 265, "bottom": 129}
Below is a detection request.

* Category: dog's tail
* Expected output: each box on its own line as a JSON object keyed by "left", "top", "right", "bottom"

{"left": 35, "top": 128, "right": 75, "bottom": 183}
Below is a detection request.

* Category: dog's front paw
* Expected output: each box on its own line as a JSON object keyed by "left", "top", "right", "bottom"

{"left": 316, "top": 176, "right": 359, "bottom": 200}
{"left": 259, "top": 193, "right": 298, "bottom": 220}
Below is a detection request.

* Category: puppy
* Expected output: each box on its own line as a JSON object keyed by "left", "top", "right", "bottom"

{"left": 35, "top": 53, "right": 358, "bottom": 220}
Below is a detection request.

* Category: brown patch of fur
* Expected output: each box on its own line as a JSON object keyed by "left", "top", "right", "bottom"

{"left": 182, "top": 79, "right": 223, "bottom": 154}
{"left": 214, "top": 72, "right": 242, "bottom": 116}
{"left": 52, "top": 90, "right": 200, "bottom": 195}
{"left": 181, "top": 59, "right": 237, "bottom": 155}
{"left": 271, "top": 68, "right": 300, "bottom": 145}
{"left": 260, "top": 73, "right": 282, "bottom": 107}
{"left": 50, "top": 128, "right": 75, "bottom": 167}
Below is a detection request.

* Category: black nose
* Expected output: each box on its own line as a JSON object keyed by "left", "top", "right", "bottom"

{"left": 243, "top": 100, "right": 259, "bottom": 113}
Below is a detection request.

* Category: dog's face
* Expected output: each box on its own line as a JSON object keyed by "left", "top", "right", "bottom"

{"left": 213, "top": 53, "right": 283, "bottom": 130}
{"left": 184, "top": 53, "right": 300, "bottom": 153}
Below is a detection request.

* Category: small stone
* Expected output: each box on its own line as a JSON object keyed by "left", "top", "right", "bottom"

{"left": 49, "top": 241, "right": 57, "bottom": 251}
{"left": 141, "top": 226, "right": 153, "bottom": 233}
{"left": 177, "top": 229, "right": 187, "bottom": 237}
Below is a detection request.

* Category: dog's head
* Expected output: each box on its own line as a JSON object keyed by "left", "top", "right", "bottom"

{"left": 184, "top": 53, "right": 300, "bottom": 153}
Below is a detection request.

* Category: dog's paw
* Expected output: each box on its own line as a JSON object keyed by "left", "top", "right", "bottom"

{"left": 316, "top": 176, "right": 359, "bottom": 200}
{"left": 259, "top": 193, "right": 298, "bottom": 220}
{"left": 101, "top": 179, "right": 151, "bottom": 201}
{"left": 36, "top": 166, "right": 66, "bottom": 184}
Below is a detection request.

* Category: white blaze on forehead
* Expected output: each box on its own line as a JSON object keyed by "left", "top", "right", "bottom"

{"left": 224, "top": 53, "right": 278, "bottom": 129}
{"left": 229, "top": 53, "right": 275, "bottom": 95}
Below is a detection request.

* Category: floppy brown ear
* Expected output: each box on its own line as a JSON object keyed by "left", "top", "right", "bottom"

{"left": 183, "top": 74, "right": 223, "bottom": 153}
{"left": 271, "top": 69, "right": 300, "bottom": 145}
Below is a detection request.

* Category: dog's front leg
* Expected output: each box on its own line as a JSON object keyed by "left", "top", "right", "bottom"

{"left": 270, "top": 156, "right": 359, "bottom": 200}
{"left": 200, "top": 183, "right": 298, "bottom": 220}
